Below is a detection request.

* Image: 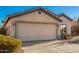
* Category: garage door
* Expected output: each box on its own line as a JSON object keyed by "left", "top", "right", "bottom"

{"left": 16, "top": 23, "right": 57, "bottom": 41}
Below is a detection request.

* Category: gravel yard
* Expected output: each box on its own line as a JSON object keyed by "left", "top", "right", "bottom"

{"left": 22, "top": 40, "right": 79, "bottom": 53}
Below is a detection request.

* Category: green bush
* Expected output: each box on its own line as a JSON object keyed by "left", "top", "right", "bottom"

{"left": 0, "top": 35, "right": 22, "bottom": 53}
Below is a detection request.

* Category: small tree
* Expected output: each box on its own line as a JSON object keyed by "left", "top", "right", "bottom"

{"left": 76, "top": 17, "right": 79, "bottom": 35}
{"left": 0, "top": 27, "right": 7, "bottom": 35}
{"left": 72, "top": 17, "right": 79, "bottom": 36}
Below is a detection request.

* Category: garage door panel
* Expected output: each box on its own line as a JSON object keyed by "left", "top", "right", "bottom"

{"left": 16, "top": 23, "right": 57, "bottom": 41}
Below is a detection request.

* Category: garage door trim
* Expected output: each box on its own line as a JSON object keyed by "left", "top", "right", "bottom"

{"left": 15, "top": 21, "right": 58, "bottom": 41}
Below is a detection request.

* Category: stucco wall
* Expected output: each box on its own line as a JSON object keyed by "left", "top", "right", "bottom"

{"left": 12, "top": 10, "right": 59, "bottom": 24}
{"left": 58, "top": 16, "right": 72, "bottom": 35}
{"left": 5, "top": 20, "right": 11, "bottom": 35}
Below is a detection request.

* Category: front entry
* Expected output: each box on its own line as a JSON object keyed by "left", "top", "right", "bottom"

{"left": 60, "top": 24, "right": 67, "bottom": 39}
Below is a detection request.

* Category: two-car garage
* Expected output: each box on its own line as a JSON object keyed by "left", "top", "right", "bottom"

{"left": 16, "top": 22, "right": 57, "bottom": 41}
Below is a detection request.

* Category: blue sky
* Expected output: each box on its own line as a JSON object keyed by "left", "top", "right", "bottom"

{"left": 0, "top": 6, "right": 79, "bottom": 26}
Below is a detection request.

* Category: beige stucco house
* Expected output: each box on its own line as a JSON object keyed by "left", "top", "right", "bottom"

{"left": 3, "top": 7, "right": 73, "bottom": 41}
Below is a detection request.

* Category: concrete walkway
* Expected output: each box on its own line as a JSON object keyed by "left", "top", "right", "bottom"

{"left": 22, "top": 40, "right": 79, "bottom": 53}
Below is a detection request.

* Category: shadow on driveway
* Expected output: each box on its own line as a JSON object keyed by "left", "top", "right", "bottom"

{"left": 22, "top": 40, "right": 53, "bottom": 47}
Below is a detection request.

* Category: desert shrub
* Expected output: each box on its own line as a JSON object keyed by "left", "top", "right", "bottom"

{"left": 0, "top": 35, "right": 22, "bottom": 53}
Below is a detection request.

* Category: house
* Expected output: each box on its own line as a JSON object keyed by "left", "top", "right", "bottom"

{"left": 3, "top": 7, "right": 73, "bottom": 41}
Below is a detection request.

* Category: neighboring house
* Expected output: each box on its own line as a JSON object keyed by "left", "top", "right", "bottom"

{"left": 3, "top": 7, "right": 73, "bottom": 41}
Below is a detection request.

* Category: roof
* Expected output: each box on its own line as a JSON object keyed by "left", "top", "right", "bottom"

{"left": 58, "top": 13, "right": 73, "bottom": 21}
{"left": 3, "top": 7, "right": 62, "bottom": 27}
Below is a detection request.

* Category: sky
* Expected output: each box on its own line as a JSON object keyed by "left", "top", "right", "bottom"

{"left": 0, "top": 6, "right": 79, "bottom": 26}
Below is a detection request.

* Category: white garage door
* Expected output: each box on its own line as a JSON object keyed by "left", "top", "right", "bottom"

{"left": 16, "top": 23, "right": 57, "bottom": 41}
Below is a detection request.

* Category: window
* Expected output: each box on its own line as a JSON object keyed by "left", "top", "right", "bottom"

{"left": 60, "top": 24, "right": 67, "bottom": 33}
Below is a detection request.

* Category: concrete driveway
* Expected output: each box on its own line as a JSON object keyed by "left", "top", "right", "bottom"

{"left": 22, "top": 40, "right": 79, "bottom": 53}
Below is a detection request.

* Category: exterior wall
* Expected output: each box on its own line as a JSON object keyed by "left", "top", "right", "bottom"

{"left": 8, "top": 18, "right": 17, "bottom": 37}
{"left": 4, "top": 19, "right": 16, "bottom": 37}
{"left": 58, "top": 16, "right": 72, "bottom": 35}
{"left": 4, "top": 18, "right": 16, "bottom": 37}
{"left": 4, "top": 20, "right": 11, "bottom": 35}
{"left": 12, "top": 10, "right": 59, "bottom": 24}
{"left": 10, "top": 19, "right": 16, "bottom": 37}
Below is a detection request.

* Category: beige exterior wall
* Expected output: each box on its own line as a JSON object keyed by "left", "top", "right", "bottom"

{"left": 5, "top": 20, "right": 11, "bottom": 35}
{"left": 10, "top": 19, "right": 16, "bottom": 37}
{"left": 12, "top": 10, "right": 59, "bottom": 24}
{"left": 5, "top": 18, "right": 16, "bottom": 37}
{"left": 58, "top": 16, "right": 72, "bottom": 35}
